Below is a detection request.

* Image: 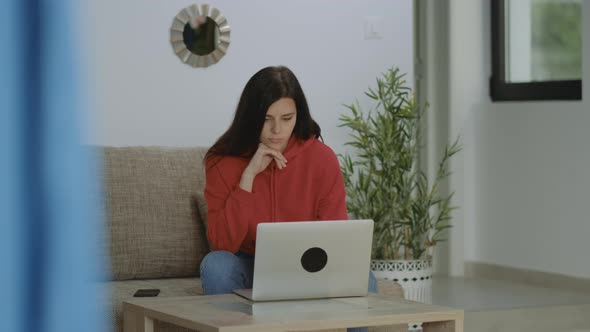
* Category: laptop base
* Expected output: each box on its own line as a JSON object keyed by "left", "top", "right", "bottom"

{"left": 233, "top": 288, "right": 254, "bottom": 301}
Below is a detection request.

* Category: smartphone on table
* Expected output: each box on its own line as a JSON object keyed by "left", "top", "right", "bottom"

{"left": 133, "top": 289, "right": 160, "bottom": 297}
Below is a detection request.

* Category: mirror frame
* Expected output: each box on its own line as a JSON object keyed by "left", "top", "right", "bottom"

{"left": 170, "top": 4, "right": 231, "bottom": 68}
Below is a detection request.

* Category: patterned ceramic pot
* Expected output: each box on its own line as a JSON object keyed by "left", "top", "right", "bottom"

{"left": 370, "top": 259, "right": 433, "bottom": 304}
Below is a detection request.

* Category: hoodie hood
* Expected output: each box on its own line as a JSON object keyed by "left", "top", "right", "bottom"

{"left": 282, "top": 136, "right": 318, "bottom": 162}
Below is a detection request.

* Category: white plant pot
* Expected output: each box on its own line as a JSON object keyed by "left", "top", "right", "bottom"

{"left": 370, "top": 259, "right": 433, "bottom": 304}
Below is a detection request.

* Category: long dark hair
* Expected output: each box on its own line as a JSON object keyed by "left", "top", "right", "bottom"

{"left": 206, "top": 66, "right": 321, "bottom": 162}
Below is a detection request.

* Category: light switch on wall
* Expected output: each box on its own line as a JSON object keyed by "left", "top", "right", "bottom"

{"left": 364, "top": 16, "right": 384, "bottom": 40}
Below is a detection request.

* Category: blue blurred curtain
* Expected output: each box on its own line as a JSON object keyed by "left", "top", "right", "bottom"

{"left": 0, "top": 0, "right": 108, "bottom": 331}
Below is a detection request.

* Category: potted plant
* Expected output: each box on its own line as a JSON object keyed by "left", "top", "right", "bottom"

{"left": 339, "top": 67, "right": 461, "bottom": 304}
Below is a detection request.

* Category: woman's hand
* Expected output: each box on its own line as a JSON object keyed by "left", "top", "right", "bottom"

{"left": 239, "top": 143, "right": 287, "bottom": 192}
{"left": 247, "top": 143, "right": 288, "bottom": 174}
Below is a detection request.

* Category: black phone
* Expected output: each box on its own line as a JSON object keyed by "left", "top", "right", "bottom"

{"left": 133, "top": 289, "right": 160, "bottom": 297}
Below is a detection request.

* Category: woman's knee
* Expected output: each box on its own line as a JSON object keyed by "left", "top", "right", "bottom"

{"left": 200, "top": 250, "right": 239, "bottom": 278}
{"left": 200, "top": 250, "right": 251, "bottom": 295}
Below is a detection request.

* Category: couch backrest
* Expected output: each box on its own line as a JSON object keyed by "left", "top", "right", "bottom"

{"left": 103, "top": 146, "right": 209, "bottom": 281}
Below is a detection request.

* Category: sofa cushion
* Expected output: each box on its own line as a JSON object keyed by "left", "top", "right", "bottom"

{"left": 104, "top": 147, "right": 209, "bottom": 280}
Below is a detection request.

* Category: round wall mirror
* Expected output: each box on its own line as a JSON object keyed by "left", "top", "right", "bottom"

{"left": 170, "top": 4, "right": 231, "bottom": 68}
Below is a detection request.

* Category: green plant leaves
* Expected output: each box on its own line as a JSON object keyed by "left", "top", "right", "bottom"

{"left": 339, "top": 67, "right": 462, "bottom": 260}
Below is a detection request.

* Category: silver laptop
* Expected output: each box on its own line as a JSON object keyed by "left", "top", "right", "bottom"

{"left": 233, "top": 219, "right": 374, "bottom": 302}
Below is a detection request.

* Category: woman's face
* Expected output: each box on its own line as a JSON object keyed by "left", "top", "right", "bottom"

{"left": 259, "top": 98, "right": 297, "bottom": 152}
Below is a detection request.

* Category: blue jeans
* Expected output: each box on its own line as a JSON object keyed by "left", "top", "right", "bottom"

{"left": 200, "top": 250, "right": 378, "bottom": 332}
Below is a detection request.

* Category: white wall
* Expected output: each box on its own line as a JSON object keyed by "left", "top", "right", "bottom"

{"left": 444, "top": 0, "right": 590, "bottom": 278}
{"left": 83, "top": 0, "right": 413, "bottom": 154}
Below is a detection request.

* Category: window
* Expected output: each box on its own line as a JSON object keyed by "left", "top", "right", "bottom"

{"left": 490, "top": 0, "right": 582, "bottom": 101}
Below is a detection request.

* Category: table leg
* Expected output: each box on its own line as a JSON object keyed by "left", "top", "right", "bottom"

{"left": 124, "top": 306, "right": 155, "bottom": 332}
{"left": 292, "top": 329, "right": 346, "bottom": 332}
{"left": 370, "top": 325, "right": 408, "bottom": 332}
{"left": 422, "top": 319, "right": 463, "bottom": 332}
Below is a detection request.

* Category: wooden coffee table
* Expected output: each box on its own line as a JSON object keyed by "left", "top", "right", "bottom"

{"left": 123, "top": 293, "right": 463, "bottom": 332}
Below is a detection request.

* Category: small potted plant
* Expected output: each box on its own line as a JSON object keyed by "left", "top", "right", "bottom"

{"left": 339, "top": 67, "right": 461, "bottom": 304}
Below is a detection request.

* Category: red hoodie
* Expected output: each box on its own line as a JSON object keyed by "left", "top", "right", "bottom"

{"left": 205, "top": 137, "right": 348, "bottom": 255}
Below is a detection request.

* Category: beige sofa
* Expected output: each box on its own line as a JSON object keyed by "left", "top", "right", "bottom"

{"left": 99, "top": 146, "right": 404, "bottom": 332}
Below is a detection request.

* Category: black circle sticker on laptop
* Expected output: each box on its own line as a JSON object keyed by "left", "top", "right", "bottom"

{"left": 300, "top": 247, "right": 328, "bottom": 273}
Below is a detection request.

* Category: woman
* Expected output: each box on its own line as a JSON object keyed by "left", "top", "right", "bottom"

{"left": 200, "top": 66, "right": 377, "bottom": 316}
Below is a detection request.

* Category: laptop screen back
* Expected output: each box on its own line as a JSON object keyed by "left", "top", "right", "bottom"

{"left": 250, "top": 219, "right": 374, "bottom": 301}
